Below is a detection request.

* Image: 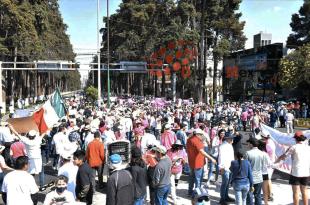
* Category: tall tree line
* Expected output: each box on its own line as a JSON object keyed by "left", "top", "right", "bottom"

{"left": 0, "top": 0, "right": 81, "bottom": 105}
{"left": 90, "top": 0, "right": 246, "bottom": 102}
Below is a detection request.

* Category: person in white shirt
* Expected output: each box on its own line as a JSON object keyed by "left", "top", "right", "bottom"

{"left": 52, "top": 124, "right": 68, "bottom": 170}
{"left": 2, "top": 156, "right": 39, "bottom": 205}
{"left": 58, "top": 154, "right": 78, "bottom": 198}
{"left": 43, "top": 175, "right": 75, "bottom": 205}
{"left": 218, "top": 132, "right": 235, "bottom": 204}
{"left": 285, "top": 111, "right": 294, "bottom": 133}
{"left": 276, "top": 131, "right": 310, "bottom": 205}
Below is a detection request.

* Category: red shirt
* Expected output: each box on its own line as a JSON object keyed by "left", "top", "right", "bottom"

{"left": 186, "top": 135, "right": 205, "bottom": 169}
{"left": 10, "top": 141, "right": 26, "bottom": 159}
{"left": 86, "top": 139, "right": 105, "bottom": 167}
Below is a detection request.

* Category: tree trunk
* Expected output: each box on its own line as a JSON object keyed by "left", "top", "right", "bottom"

{"left": 213, "top": 54, "right": 218, "bottom": 103}
{"left": 198, "top": 0, "right": 206, "bottom": 103}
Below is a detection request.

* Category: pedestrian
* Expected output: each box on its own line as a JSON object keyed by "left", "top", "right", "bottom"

{"left": 275, "top": 131, "right": 310, "bottom": 205}
{"left": 152, "top": 145, "right": 172, "bottom": 205}
{"left": 106, "top": 154, "right": 135, "bottom": 205}
{"left": 58, "top": 153, "right": 78, "bottom": 198}
{"left": 129, "top": 147, "right": 148, "bottom": 205}
{"left": 230, "top": 151, "right": 254, "bottom": 205}
{"left": 73, "top": 150, "right": 95, "bottom": 205}
{"left": 9, "top": 138, "right": 26, "bottom": 164}
{"left": 86, "top": 131, "right": 105, "bottom": 188}
{"left": 43, "top": 175, "right": 75, "bottom": 205}
{"left": 245, "top": 138, "right": 268, "bottom": 205}
{"left": 186, "top": 129, "right": 216, "bottom": 197}
{"left": 160, "top": 123, "right": 177, "bottom": 151}
{"left": 285, "top": 110, "right": 294, "bottom": 134}
{"left": 167, "top": 140, "right": 187, "bottom": 205}
{"left": 241, "top": 110, "right": 248, "bottom": 131}
{"left": 218, "top": 132, "right": 235, "bottom": 205}
{"left": 1, "top": 156, "right": 39, "bottom": 205}
{"left": 52, "top": 124, "right": 68, "bottom": 170}
{"left": 0, "top": 145, "right": 14, "bottom": 189}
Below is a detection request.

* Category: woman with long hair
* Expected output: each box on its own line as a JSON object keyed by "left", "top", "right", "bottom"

{"left": 230, "top": 151, "right": 253, "bottom": 205}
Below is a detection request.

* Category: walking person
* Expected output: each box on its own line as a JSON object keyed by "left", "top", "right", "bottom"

{"left": 152, "top": 145, "right": 172, "bottom": 205}
{"left": 86, "top": 131, "right": 105, "bottom": 188}
{"left": 218, "top": 132, "right": 235, "bottom": 205}
{"left": 230, "top": 151, "right": 253, "bottom": 205}
{"left": 245, "top": 138, "right": 268, "bottom": 205}
{"left": 106, "top": 154, "right": 135, "bottom": 205}
{"left": 73, "top": 150, "right": 95, "bottom": 205}
{"left": 129, "top": 147, "right": 148, "bottom": 205}
{"left": 285, "top": 111, "right": 294, "bottom": 134}
{"left": 275, "top": 131, "right": 310, "bottom": 205}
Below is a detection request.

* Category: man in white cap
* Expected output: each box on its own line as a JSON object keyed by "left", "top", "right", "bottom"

{"left": 152, "top": 145, "right": 172, "bottom": 205}
{"left": 106, "top": 154, "right": 134, "bottom": 205}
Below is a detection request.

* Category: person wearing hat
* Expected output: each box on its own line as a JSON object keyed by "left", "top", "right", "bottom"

{"left": 129, "top": 147, "right": 148, "bottom": 205}
{"left": 167, "top": 140, "right": 187, "bottom": 205}
{"left": 106, "top": 154, "right": 134, "bottom": 205}
{"left": 58, "top": 152, "right": 78, "bottom": 199}
{"left": 160, "top": 123, "right": 177, "bottom": 151}
{"left": 73, "top": 150, "right": 95, "bottom": 205}
{"left": 218, "top": 132, "right": 235, "bottom": 205}
{"left": 245, "top": 137, "right": 268, "bottom": 205}
{"left": 275, "top": 131, "right": 310, "bottom": 205}
{"left": 151, "top": 145, "right": 172, "bottom": 205}
{"left": 186, "top": 130, "right": 216, "bottom": 197}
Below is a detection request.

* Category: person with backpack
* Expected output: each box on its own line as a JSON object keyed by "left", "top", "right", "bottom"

{"left": 106, "top": 154, "right": 135, "bottom": 205}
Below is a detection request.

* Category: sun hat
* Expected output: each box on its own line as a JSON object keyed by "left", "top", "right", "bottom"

{"left": 152, "top": 145, "right": 167, "bottom": 154}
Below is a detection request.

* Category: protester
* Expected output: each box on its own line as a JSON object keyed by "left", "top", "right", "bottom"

{"left": 43, "top": 175, "right": 75, "bottom": 205}
{"left": 73, "top": 150, "right": 95, "bottom": 205}
{"left": 129, "top": 147, "right": 148, "bottom": 205}
{"left": 86, "top": 131, "right": 105, "bottom": 188}
{"left": 152, "top": 145, "right": 172, "bottom": 205}
{"left": 0, "top": 145, "right": 14, "bottom": 189}
{"left": 275, "top": 131, "right": 310, "bottom": 205}
{"left": 285, "top": 110, "right": 294, "bottom": 134}
{"left": 1, "top": 156, "right": 39, "bottom": 205}
{"left": 106, "top": 154, "right": 135, "bottom": 205}
{"left": 230, "top": 151, "right": 253, "bottom": 205}
{"left": 218, "top": 132, "right": 235, "bottom": 205}
{"left": 160, "top": 123, "right": 177, "bottom": 151}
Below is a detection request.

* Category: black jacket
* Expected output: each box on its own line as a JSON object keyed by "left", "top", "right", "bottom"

{"left": 106, "top": 169, "right": 135, "bottom": 205}
{"left": 75, "top": 162, "right": 95, "bottom": 204}
{"left": 129, "top": 165, "right": 148, "bottom": 199}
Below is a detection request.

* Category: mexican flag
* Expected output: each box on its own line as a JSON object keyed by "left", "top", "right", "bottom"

{"left": 7, "top": 88, "right": 67, "bottom": 134}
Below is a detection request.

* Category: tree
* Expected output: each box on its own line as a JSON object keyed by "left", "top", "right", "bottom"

{"left": 287, "top": 0, "right": 310, "bottom": 48}
{"left": 279, "top": 43, "right": 310, "bottom": 88}
{"left": 85, "top": 86, "right": 98, "bottom": 104}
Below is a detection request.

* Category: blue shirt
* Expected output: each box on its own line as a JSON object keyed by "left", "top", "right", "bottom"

{"left": 230, "top": 159, "right": 253, "bottom": 187}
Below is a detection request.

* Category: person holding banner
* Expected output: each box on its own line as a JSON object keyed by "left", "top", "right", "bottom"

{"left": 275, "top": 131, "right": 310, "bottom": 205}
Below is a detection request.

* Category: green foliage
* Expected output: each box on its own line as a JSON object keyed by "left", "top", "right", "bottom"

{"left": 279, "top": 43, "right": 310, "bottom": 88}
{"left": 287, "top": 0, "right": 310, "bottom": 48}
{"left": 85, "top": 86, "right": 98, "bottom": 103}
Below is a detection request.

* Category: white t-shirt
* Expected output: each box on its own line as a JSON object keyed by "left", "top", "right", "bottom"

{"left": 20, "top": 136, "right": 42, "bottom": 159}
{"left": 43, "top": 190, "right": 75, "bottom": 205}
{"left": 286, "top": 143, "right": 310, "bottom": 177}
{"left": 285, "top": 113, "right": 294, "bottom": 122}
{"left": 58, "top": 162, "right": 78, "bottom": 198}
{"left": 53, "top": 132, "right": 68, "bottom": 155}
{"left": 2, "top": 170, "right": 39, "bottom": 205}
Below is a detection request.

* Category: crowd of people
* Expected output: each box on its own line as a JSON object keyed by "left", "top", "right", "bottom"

{"left": 0, "top": 95, "right": 309, "bottom": 205}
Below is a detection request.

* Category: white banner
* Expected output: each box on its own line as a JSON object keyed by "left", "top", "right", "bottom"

{"left": 260, "top": 124, "right": 310, "bottom": 174}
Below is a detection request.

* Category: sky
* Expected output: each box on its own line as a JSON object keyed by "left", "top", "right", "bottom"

{"left": 58, "top": 0, "right": 304, "bottom": 77}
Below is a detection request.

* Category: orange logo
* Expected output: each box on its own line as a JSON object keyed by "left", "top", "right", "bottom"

{"left": 225, "top": 66, "right": 239, "bottom": 79}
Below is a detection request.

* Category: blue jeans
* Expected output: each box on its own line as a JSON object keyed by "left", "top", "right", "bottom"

{"left": 134, "top": 195, "right": 145, "bottom": 205}
{"left": 233, "top": 181, "right": 250, "bottom": 205}
{"left": 207, "top": 156, "right": 219, "bottom": 182}
{"left": 220, "top": 170, "right": 231, "bottom": 202}
{"left": 246, "top": 183, "right": 262, "bottom": 205}
{"left": 188, "top": 167, "right": 204, "bottom": 195}
{"left": 155, "top": 185, "right": 171, "bottom": 205}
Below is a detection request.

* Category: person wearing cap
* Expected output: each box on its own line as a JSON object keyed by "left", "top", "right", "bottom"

{"left": 106, "top": 154, "right": 134, "bottom": 205}
{"left": 73, "top": 150, "right": 95, "bottom": 204}
{"left": 86, "top": 131, "right": 105, "bottom": 189}
{"left": 218, "top": 132, "right": 235, "bottom": 205}
{"left": 186, "top": 129, "right": 216, "bottom": 197}
{"left": 152, "top": 145, "right": 172, "bottom": 205}
{"left": 58, "top": 153, "right": 78, "bottom": 199}
{"left": 160, "top": 123, "right": 177, "bottom": 151}
{"left": 167, "top": 140, "right": 187, "bottom": 205}
{"left": 129, "top": 147, "right": 148, "bottom": 205}
{"left": 275, "top": 131, "right": 310, "bottom": 205}
{"left": 245, "top": 137, "right": 268, "bottom": 205}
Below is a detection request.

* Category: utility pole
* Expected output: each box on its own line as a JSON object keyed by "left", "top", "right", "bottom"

{"left": 97, "top": 0, "right": 101, "bottom": 105}
{"left": 107, "top": 0, "right": 111, "bottom": 108}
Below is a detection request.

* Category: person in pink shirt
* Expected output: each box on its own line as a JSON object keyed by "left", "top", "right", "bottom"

{"left": 241, "top": 110, "right": 248, "bottom": 131}
{"left": 10, "top": 139, "right": 26, "bottom": 163}
{"left": 167, "top": 140, "right": 187, "bottom": 205}
{"left": 160, "top": 124, "right": 177, "bottom": 151}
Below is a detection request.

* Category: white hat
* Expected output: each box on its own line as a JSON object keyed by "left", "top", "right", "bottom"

{"left": 28, "top": 130, "right": 37, "bottom": 137}
{"left": 164, "top": 123, "right": 171, "bottom": 129}
{"left": 152, "top": 145, "right": 167, "bottom": 154}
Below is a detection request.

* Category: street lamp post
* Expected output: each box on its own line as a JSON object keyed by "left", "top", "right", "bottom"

{"left": 107, "top": 0, "right": 111, "bottom": 108}
{"left": 97, "top": 0, "right": 101, "bottom": 105}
